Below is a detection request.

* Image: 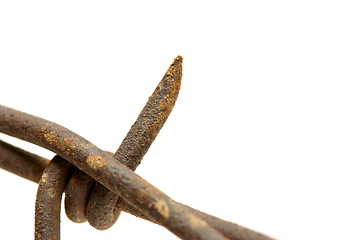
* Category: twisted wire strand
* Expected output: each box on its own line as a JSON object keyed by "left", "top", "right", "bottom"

{"left": 0, "top": 139, "right": 273, "bottom": 240}
{"left": 0, "top": 56, "right": 226, "bottom": 240}
{"left": 0, "top": 56, "right": 275, "bottom": 240}
{"left": 64, "top": 55, "right": 183, "bottom": 230}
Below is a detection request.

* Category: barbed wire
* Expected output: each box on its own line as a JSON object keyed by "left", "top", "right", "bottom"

{"left": 0, "top": 56, "right": 274, "bottom": 240}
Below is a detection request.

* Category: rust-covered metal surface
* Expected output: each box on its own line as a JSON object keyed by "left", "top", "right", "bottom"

{"left": 64, "top": 55, "right": 184, "bottom": 230}
{"left": 0, "top": 139, "right": 48, "bottom": 182}
{"left": 0, "top": 57, "right": 274, "bottom": 240}
{"left": 114, "top": 54, "right": 182, "bottom": 171}
{"left": 35, "top": 155, "right": 73, "bottom": 240}
{"left": 0, "top": 139, "right": 272, "bottom": 239}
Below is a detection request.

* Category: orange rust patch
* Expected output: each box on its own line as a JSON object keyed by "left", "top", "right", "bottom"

{"left": 154, "top": 199, "right": 169, "bottom": 219}
{"left": 44, "top": 131, "right": 67, "bottom": 152}
{"left": 79, "top": 142, "right": 92, "bottom": 149}
{"left": 41, "top": 172, "right": 49, "bottom": 183}
{"left": 188, "top": 215, "right": 208, "bottom": 228}
{"left": 41, "top": 126, "right": 47, "bottom": 133}
{"left": 48, "top": 187, "right": 56, "bottom": 198}
{"left": 86, "top": 155, "right": 107, "bottom": 170}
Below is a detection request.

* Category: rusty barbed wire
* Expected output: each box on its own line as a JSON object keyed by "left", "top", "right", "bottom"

{"left": 65, "top": 55, "right": 182, "bottom": 231}
{"left": 0, "top": 56, "right": 274, "bottom": 240}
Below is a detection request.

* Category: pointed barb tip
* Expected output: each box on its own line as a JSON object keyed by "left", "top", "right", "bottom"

{"left": 167, "top": 55, "right": 182, "bottom": 80}
{"left": 174, "top": 55, "right": 183, "bottom": 63}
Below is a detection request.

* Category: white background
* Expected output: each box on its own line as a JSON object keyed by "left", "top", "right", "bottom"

{"left": 1, "top": 1, "right": 360, "bottom": 239}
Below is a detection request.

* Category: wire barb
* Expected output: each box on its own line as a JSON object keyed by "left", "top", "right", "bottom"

{"left": 0, "top": 57, "right": 274, "bottom": 240}
{"left": 65, "top": 55, "right": 183, "bottom": 230}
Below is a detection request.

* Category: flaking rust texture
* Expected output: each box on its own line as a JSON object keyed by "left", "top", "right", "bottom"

{"left": 115, "top": 55, "right": 183, "bottom": 171}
